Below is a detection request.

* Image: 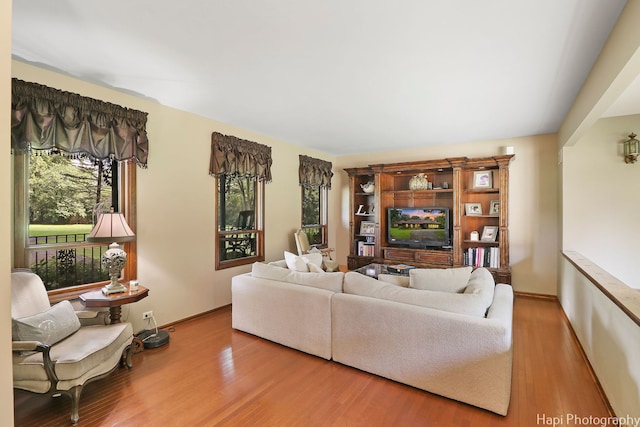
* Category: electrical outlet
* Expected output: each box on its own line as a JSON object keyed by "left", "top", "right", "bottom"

{"left": 142, "top": 311, "right": 153, "bottom": 320}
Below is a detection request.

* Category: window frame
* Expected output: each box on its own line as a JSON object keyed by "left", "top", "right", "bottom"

{"left": 13, "top": 151, "right": 137, "bottom": 302}
{"left": 215, "top": 174, "right": 265, "bottom": 270}
{"left": 300, "top": 184, "right": 329, "bottom": 248}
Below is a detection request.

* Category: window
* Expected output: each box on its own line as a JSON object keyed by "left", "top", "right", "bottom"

{"left": 210, "top": 132, "right": 271, "bottom": 270}
{"left": 13, "top": 151, "right": 137, "bottom": 297}
{"left": 301, "top": 184, "right": 328, "bottom": 247}
{"left": 11, "top": 79, "right": 148, "bottom": 300}
{"left": 216, "top": 175, "right": 264, "bottom": 269}
{"left": 298, "top": 155, "right": 333, "bottom": 248}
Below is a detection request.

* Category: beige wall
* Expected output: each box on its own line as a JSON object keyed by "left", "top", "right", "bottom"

{"left": 334, "top": 134, "right": 560, "bottom": 295}
{"left": 2, "top": 0, "right": 14, "bottom": 424}
{"left": 11, "top": 60, "right": 339, "bottom": 332}
{"left": 563, "top": 115, "right": 640, "bottom": 288}
{"left": 559, "top": 0, "right": 640, "bottom": 148}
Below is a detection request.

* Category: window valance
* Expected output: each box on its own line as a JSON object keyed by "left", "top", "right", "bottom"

{"left": 210, "top": 132, "right": 272, "bottom": 182}
{"left": 11, "top": 79, "right": 149, "bottom": 168}
{"left": 299, "top": 155, "right": 333, "bottom": 189}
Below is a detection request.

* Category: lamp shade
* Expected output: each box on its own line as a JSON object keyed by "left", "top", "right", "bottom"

{"left": 86, "top": 212, "right": 136, "bottom": 244}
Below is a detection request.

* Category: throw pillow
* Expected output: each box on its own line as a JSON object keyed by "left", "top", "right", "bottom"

{"left": 463, "top": 267, "right": 496, "bottom": 309}
{"left": 409, "top": 266, "right": 473, "bottom": 293}
{"left": 307, "top": 263, "right": 324, "bottom": 273}
{"left": 284, "top": 251, "right": 323, "bottom": 272}
{"left": 12, "top": 300, "right": 81, "bottom": 345}
{"left": 251, "top": 262, "right": 344, "bottom": 292}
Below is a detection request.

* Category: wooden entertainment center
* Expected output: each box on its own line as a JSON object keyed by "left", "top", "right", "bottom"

{"left": 345, "top": 154, "right": 514, "bottom": 284}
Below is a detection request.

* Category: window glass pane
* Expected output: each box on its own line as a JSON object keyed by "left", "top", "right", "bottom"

{"left": 218, "top": 175, "right": 257, "bottom": 261}
{"left": 28, "top": 153, "right": 114, "bottom": 290}
{"left": 302, "top": 185, "right": 324, "bottom": 246}
{"left": 302, "top": 185, "right": 320, "bottom": 226}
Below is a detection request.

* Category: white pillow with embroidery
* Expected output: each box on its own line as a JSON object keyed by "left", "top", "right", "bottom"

{"left": 12, "top": 300, "right": 81, "bottom": 345}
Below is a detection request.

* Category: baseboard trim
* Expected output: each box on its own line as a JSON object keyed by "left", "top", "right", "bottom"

{"left": 158, "top": 304, "right": 231, "bottom": 330}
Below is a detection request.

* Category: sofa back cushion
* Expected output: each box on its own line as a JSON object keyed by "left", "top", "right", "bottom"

{"left": 251, "top": 262, "right": 344, "bottom": 293}
{"left": 377, "top": 274, "right": 409, "bottom": 287}
{"left": 344, "top": 271, "right": 492, "bottom": 317}
{"left": 463, "top": 267, "right": 495, "bottom": 308}
{"left": 409, "top": 266, "right": 472, "bottom": 293}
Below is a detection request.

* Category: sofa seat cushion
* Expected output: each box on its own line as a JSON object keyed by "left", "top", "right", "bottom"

{"left": 252, "top": 262, "right": 344, "bottom": 293}
{"left": 13, "top": 322, "right": 133, "bottom": 391}
{"left": 12, "top": 300, "right": 81, "bottom": 345}
{"left": 409, "top": 266, "right": 472, "bottom": 292}
{"left": 344, "top": 271, "right": 493, "bottom": 317}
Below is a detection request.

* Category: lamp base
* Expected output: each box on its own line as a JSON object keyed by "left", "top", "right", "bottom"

{"left": 102, "top": 282, "right": 127, "bottom": 295}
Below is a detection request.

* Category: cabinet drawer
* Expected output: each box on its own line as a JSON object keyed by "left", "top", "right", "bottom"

{"left": 383, "top": 248, "right": 415, "bottom": 262}
{"left": 416, "top": 250, "right": 453, "bottom": 266}
{"left": 382, "top": 248, "right": 453, "bottom": 267}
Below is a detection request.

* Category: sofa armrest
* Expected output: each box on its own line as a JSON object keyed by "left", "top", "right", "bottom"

{"left": 232, "top": 273, "right": 335, "bottom": 359}
{"left": 12, "top": 340, "right": 46, "bottom": 352}
{"left": 331, "top": 291, "right": 513, "bottom": 415}
{"left": 12, "top": 339, "right": 59, "bottom": 384}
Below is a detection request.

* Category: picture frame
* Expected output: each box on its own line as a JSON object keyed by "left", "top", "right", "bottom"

{"left": 473, "top": 170, "right": 493, "bottom": 189}
{"left": 360, "top": 221, "right": 375, "bottom": 236}
{"left": 465, "top": 203, "right": 482, "bottom": 216}
{"left": 481, "top": 225, "right": 498, "bottom": 242}
{"left": 489, "top": 200, "right": 500, "bottom": 216}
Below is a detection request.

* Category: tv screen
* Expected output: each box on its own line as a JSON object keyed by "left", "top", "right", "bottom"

{"left": 387, "top": 207, "right": 451, "bottom": 248}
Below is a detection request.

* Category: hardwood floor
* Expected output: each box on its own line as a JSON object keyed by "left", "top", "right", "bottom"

{"left": 14, "top": 295, "right": 612, "bottom": 426}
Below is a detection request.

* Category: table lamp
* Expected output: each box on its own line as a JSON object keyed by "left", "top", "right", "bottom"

{"left": 86, "top": 209, "right": 136, "bottom": 295}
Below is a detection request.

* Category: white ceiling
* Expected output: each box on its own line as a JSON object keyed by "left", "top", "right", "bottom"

{"left": 11, "top": 0, "right": 632, "bottom": 156}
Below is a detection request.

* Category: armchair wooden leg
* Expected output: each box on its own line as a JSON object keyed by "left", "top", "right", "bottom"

{"left": 121, "top": 344, "right": 133, "bottom": 369}
{"left": 68, "top": 385, "right": 82, "bottom": 425}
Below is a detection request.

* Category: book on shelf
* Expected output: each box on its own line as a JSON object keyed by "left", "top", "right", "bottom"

{"left": 357, "top": 240, "right": 375, "bottom": 257}
{"left": 463, "top": 247, "right": 500, "bottom": 268}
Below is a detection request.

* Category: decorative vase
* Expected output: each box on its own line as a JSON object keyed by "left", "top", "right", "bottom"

{"left": 360, "top": 182, "right": 375, "bottom": 193}
{"left": 409, "top": 173, "right": 429, "bottom": 190}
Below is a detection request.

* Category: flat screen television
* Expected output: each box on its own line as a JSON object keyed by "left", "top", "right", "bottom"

{"left": 387, "top": 207, "right": 451, "bottom": 248}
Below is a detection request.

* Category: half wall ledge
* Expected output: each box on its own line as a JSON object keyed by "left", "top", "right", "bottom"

{"left": 562, "top": 250, "right": 640, "bottom": 327}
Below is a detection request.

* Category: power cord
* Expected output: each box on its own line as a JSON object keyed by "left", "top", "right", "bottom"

{"left": 142, "top": 315, "right": 159, "bottom": 342}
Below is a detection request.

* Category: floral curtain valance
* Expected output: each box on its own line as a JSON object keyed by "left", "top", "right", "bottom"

{"left": 209, "top": 132, "right": 272, "bottom": 182}
{"left": 11, "top": 78, "right": 149, "bottom": 168}
{"left": 299, "top": 155, "right": 333, "bottom": 189}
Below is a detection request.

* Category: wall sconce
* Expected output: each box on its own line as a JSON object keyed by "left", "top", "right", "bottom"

{"left": 624, "top": 133, "right": 639, "bottom": 164}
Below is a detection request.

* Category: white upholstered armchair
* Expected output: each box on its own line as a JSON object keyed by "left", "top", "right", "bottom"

{"left": 11, "top": 270, "right": 134, "bottom": 424}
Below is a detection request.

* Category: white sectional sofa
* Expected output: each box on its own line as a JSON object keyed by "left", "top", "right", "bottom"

{"left": 231, "top": 261, "right": 513, "bottom": 415}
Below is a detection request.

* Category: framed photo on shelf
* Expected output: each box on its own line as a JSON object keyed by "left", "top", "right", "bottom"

{"left": 360, "top": 221, "right": 375, "bottom": 236}
{"left": 465, "top": 203, "right": 482, "bottom": 216}
{"left": 481, "top": 225, "right": 498, "bottom": 242}
{"left": 473, "top": 170, "right": 493, "bottom": 189}
{"left": 489, "top": 200, "right": 500, "bottom": 216}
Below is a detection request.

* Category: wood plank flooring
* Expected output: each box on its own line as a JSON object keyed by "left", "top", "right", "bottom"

{"left": 14, "top": 295, "right": 612, "bottom": 426}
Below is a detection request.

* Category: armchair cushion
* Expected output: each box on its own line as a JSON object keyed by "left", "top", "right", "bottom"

{"left": 13, "top": 322, "right": 133, "bottom": 392}
{"left": 12, "top": 300, "right": 80, "bottom": 346}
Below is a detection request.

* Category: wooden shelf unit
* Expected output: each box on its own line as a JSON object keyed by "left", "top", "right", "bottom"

{"left": 345, "top": 155, "right": 513, "bottom": 284}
